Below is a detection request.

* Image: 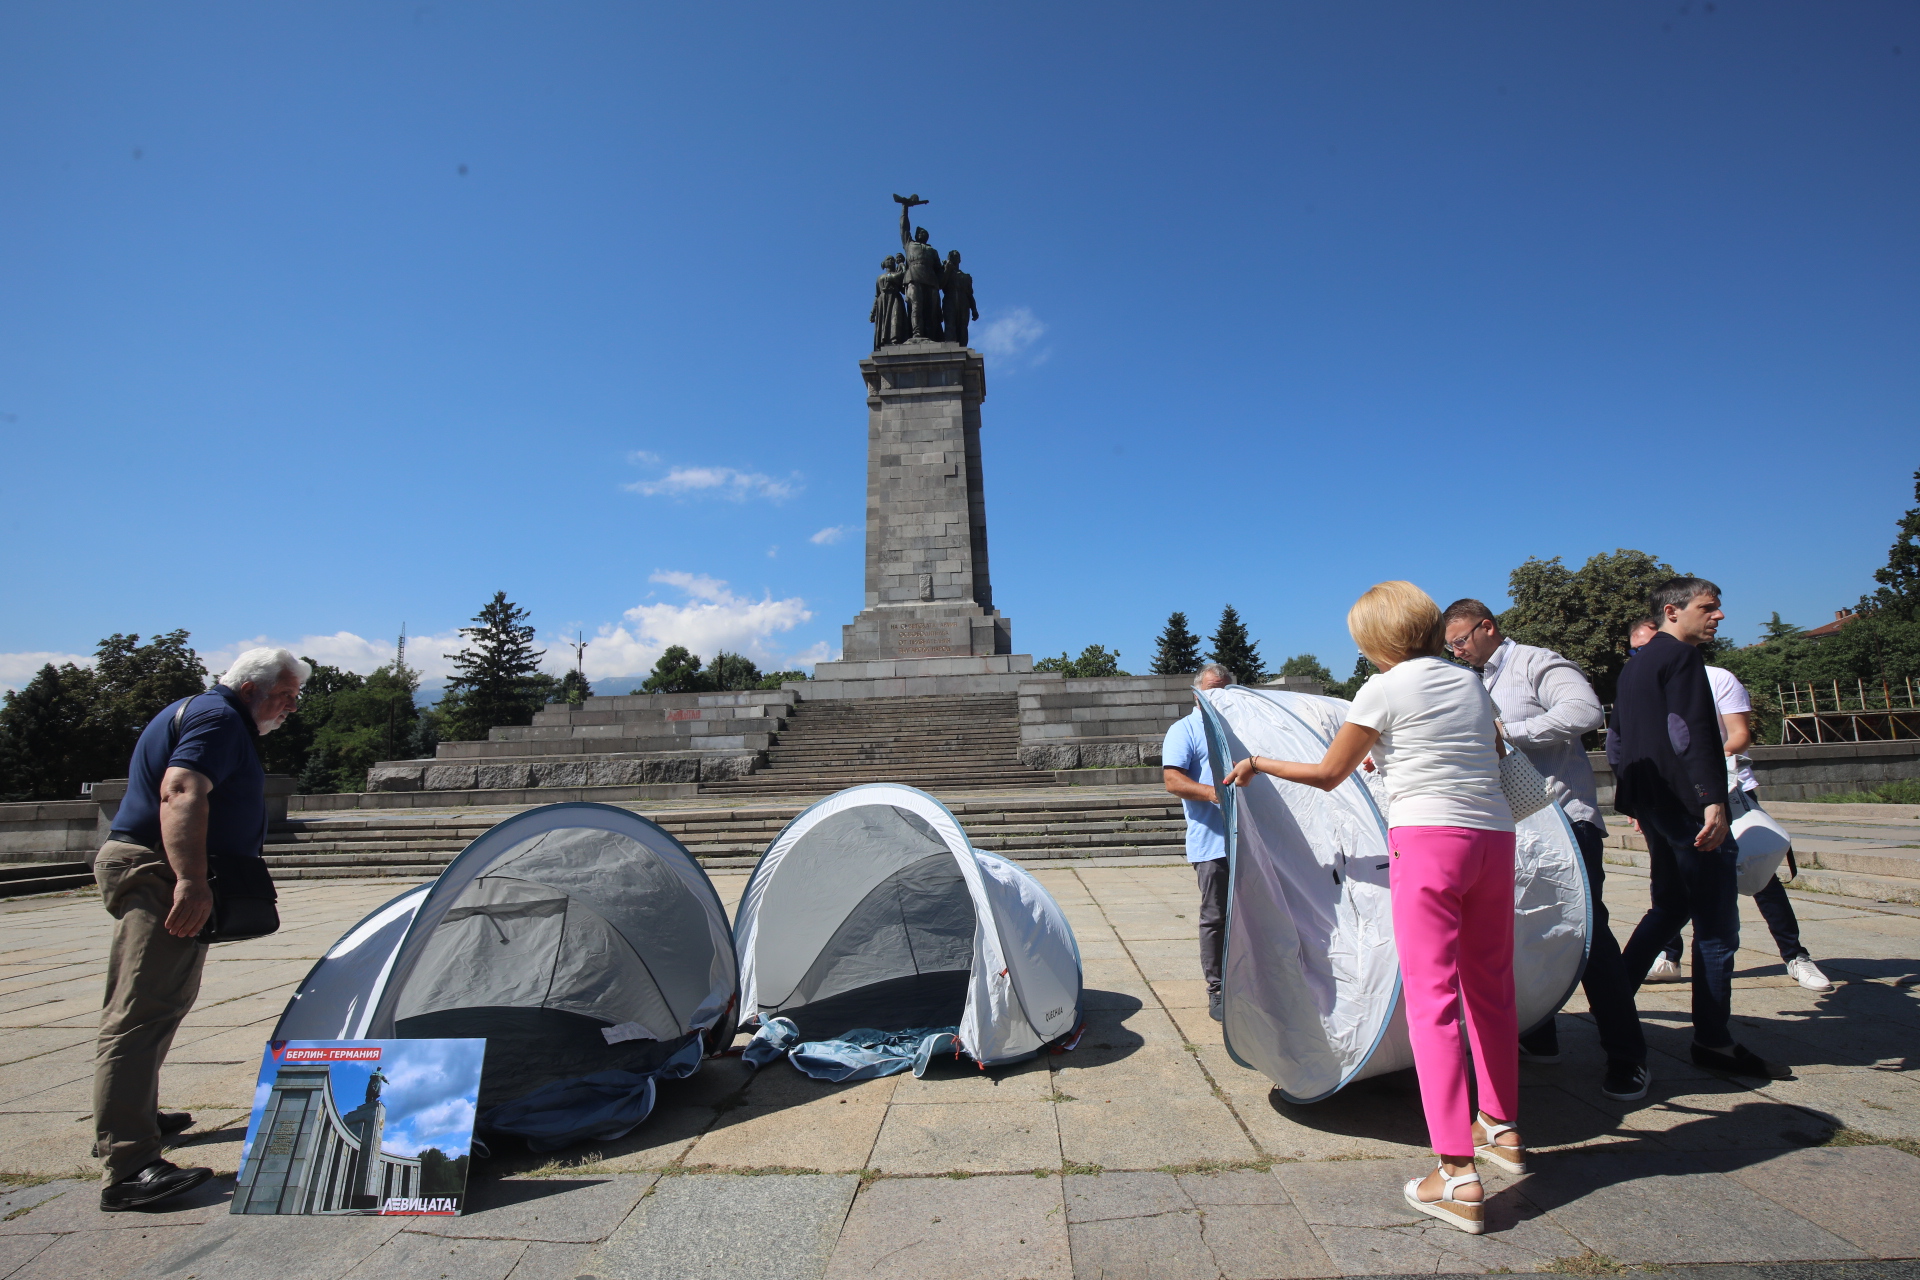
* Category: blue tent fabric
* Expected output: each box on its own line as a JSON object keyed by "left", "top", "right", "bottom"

{"left": 742, "top": 1018, "right": 961, "bottom": 1082}
{"left": 790, "top": 1026, "right": 960, "bottom": 1082}
{"left": 481, "top": 1036, "right": 703, "bottom": 1152}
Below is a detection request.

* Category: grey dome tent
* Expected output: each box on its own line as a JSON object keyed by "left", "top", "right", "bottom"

{"left": 733, "top": 783, "right": 1083, "bottom": 1067}
{"left": 1197, "top": 686, "right": 1590, "bottom": 1104}
{"left": 274, "top": 802, "right": 738, "bottom": 1122}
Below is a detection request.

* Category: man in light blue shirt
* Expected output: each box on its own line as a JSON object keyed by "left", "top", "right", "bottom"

{"left": 1163, "top": 663, "right": 1232, "bottom": 1021}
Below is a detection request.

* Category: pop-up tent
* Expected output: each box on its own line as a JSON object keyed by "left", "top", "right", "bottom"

{"left": 1197, "top": 686, "right": 1589, "bottom": 1104}
{"left": 274, "top": 802, "right": 738, "bottom": 1119}
{"left": 732, "top": 783, "right": 1082, "bottom": 1067}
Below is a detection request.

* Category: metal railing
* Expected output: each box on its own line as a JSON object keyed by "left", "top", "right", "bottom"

{"left": 1777, "top": 678, "right": 1920, "bottom": 745}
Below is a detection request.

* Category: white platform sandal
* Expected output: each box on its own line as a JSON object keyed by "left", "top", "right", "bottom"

{"left": 1403, "top": 1164, "right": 1485, "bottom": 1234}
{"left": 1473, "top": 1112, "right": 1527, "bottom": 1175}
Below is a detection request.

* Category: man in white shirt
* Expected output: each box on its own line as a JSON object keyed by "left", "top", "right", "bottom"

{"left": 1625, "top": 620, "right": 1832, "bottom": 992}
{"left": 1443, "top": 599, "right": 1650, "bottom": 1103}
{"left": 1163, "top": 664, "right": 1233, "bottom": 1022}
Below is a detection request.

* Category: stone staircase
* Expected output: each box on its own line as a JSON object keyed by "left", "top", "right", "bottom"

{"left": 1602, "top": 800, "right": 1920, "bottom": 905}
{"left": 698, "top": 694, "right": 1050, "bottom": 797}
{"left": 0, "top": 853, "right": 92, "bottom": 897}
{"left": 251, "top": 789, "right": 1188, "bottom": 881}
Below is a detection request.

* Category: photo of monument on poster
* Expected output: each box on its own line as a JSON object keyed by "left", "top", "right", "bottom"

{"left": 233, "top": 1039, "right": 485, "bottom": 1217}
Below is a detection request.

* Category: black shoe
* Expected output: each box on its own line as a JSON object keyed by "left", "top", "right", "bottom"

{"left": 1691, "top": 1042, "right": 1791, "bottom": 1080}
{"left": 1208, "top": 989, "right": 1224, "bottom": 1022}
{"left": 1601, "top": 1060, "right": 1651, "bottom": 1102}
{"left": 100, "top": 1160, "right": 213, "bottom": 1212}
{"left": 1518, "top": 1020, "right": 1560, "bottom": 1063}
{"left": 157, "top": 1111, "right": 194, "bottom": 1138}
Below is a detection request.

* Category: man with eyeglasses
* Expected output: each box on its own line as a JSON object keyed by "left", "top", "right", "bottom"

{"left": 1440, "top": 599, "right": 1651, "bottom": 1103}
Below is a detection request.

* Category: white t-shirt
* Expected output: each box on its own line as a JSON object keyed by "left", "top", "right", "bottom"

{"left": 1346, "top": 655, "right": 1514, "bottom": 832}
{"left": 1706, "top": 666, "right": 1757, "bottom": 793}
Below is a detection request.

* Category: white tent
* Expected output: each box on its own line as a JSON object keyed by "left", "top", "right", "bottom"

{"left": 1197, "top": 686, "right": 1590, "bottom": 1104}
{"left": 274, "top": 802, "right": 738, "bottom": 1113}
{"left": 733, "top": 783, "right": 1082, "bottom": 1067}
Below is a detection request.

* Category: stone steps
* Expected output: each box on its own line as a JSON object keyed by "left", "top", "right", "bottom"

{"left": 0, "top": 860, "right": 92, "bottom": 898}
{"left": 1603, "top": 819, "right": 1920, "bottom": 905}
{"left": 252, "top": 789, "right": 1186, "bottom": 879}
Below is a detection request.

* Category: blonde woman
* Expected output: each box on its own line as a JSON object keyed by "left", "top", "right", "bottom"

{"left": 1223, "top": 582, "right": 1522, "bottom": 1234}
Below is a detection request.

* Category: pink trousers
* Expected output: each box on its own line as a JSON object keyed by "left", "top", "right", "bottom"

{"left": 1389, "top": 824, "right": 1519, "bottom": 1159}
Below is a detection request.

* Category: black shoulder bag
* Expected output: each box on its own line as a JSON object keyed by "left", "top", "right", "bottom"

{"left": 166, "top": 697, "right": 282, "bottom": 944}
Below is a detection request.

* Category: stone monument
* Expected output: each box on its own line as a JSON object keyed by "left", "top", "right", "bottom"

{"left": 825, "top": 194, "right": 1018, "bottom": 678}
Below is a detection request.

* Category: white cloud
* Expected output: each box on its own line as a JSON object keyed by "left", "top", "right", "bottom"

{"left": 627, "top": 449, "right": 661, "bottom": 465}
{"left": 978, "top": 307, "right": 1049, "bottom": 365}
{"left": 0, "top": 651, "right": 94, "bottom": 692}
{"left": 197, "top": 631, "right": 470, "bottom": 684}
{"left": 624, "top": 465, "right": 799, "bottom": 502}
{"left": 809, "top": 525, "right": 848, "bottom": 545}
{"left": 580, "top": 571, "right": 816, "bottom": 677}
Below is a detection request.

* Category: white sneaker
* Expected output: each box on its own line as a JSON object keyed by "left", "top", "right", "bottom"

{"left": 1786, "top": 957, "right": 1833, "bottom": 991}
{"left": 1646, "top": 955, "right": 1684, "bottom": 983}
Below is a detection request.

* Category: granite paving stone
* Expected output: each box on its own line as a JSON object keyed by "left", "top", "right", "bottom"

{"left": 1707, "top": 1143, "right": 1920, "bottom": 1259}
{"left": 126, "top": 1214, "right": 410, "bottom": 1280}
{"left": 411, "top": 1173, "right": 656, "bottom": 1242}
{"left": 12, "top": 1223, "right": 205, "bottom": 1280}
{"left": 1510, "top": 1147, "right": 1866, "bottom": 1264}
{"left": 588, "top": 1172, "right": 859, "bottom": 1280}
{"left": 823, "top": 1172, "right": 1071, "bottom": 1279}
{"left": 336, "top": 1231, "right": 528, "bottom": 1280}
{"left": 869, "top": 1099, "right": 1061, "bottom": 1173}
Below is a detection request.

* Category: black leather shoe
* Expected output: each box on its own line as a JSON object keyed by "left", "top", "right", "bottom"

{"left": 1692, "top": 1041, "right": 1791, "bottom": 1080}
{"left": 99, "top": 1160, "right": 213, "bottom": 1212}
{"left": 157, "top": 1111, "right": 194, "bottom": 1138}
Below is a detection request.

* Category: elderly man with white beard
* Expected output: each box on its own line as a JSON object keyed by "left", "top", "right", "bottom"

{"left": 92, "top": 647, "right": 308, "bottom": 1211}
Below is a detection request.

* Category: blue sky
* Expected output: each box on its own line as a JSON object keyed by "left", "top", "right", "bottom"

{"left": 3, "top": 3, "right": 1915, "bottom": 693}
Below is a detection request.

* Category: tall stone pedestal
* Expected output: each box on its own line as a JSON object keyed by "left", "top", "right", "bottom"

{"left": 840, "top": 342, "right": 1012, "bottom": 663}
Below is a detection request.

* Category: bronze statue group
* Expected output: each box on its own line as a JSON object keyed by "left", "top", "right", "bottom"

{"left": 872, "top": 193, "right": 977, "bottom": 349}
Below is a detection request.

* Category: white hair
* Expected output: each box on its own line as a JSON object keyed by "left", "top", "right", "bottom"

{"left": 1192, "top": 663, "right": 1235, "bottom": 688}
{"left": 221, "top": 647, "right": 311, "bottom": 693}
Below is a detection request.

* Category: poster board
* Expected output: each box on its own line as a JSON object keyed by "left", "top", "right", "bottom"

{"left": 233, "top": 1039, "right": 485, "bottom": 1216}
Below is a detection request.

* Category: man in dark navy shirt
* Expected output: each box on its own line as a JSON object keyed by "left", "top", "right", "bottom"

{"left": 1611, "top": 579, "right": 1784, "bottom": 1083}
{"left": 92, "top": 647, "right": 306, "bottom": 1211}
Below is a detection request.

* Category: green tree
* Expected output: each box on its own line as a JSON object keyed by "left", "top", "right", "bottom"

{"left": 440, "top": 593, "right": 549, "bottom": 741}
{"left": 1759, "top": 612, "right": 1804, "bottom": 643}
{"left": 757, "top": 670, "right": 809, "bottom": 689}
{"left": 1034, "top": 644, "right": 1129, "bottom": 678}
{"left": 1865, "top": 468, "right": 1920, "bottom": 617}
{"left": 1327, "top": 653, "right": 1379, "bottom": 700}
{"left": 642, "top": 646, "right": 708, "bottom": 693}
{"left": 553, "top": 669, "right": 593, "bottom": 706}
{"left": 1206, "top": 605, "right": 1264, "bottom": 685}
{"left": 1499, "top": 550, "right": 1677, "bottom": 703}
{"left": 84, "top": 631, "right": 210, "bottom": 779}
{"left": 706, "top": 651, "right": 763, "bottom": 691}
{"left": 1278, "top": 654, "right": 1335, "bottom": 686}
{"left": 1149, "top": 611, "right": 1203, "bottom": 676}
{"left": 0, "top": 662, "right": 101, "bottom": 800}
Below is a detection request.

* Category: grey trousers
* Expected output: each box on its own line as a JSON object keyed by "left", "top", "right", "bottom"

{"left": 92, "top": 840, "right": 207, "bottom": 1183}
{"left": 1195, "top": 857, "right": 1229, "bottom": 993}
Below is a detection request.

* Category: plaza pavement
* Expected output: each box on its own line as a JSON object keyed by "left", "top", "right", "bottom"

{"left": 2, "top": 849, "right": 1918, "bottom": 1279}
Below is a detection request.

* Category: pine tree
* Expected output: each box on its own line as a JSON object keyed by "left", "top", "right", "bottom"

{"left": 1206, "top": 605, "right": 1264, "bottom": 685}
{"left": 706, "top": 651, "right": 763, "bottom": 691}
{"left": 0, "top": 662, "right": 100, "bottom": 801}
{"left": 1150, "top": 611, "right": 1203, "bottom": 675}
{"left": 642, "top": 646, "right": 708, "bottom": 693}
{"left": 555, "top": 669, "right": 593, "bottom": 706}
{"left": 441, "top": 592, "right": 548, "bottom": 741}
{"left": 1866, "top": 468, "right": 1920, "bottom": 618}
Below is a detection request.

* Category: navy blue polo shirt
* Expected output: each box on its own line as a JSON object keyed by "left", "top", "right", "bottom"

{"left": 111, "top": 685, "right": 267, "bottom": 863}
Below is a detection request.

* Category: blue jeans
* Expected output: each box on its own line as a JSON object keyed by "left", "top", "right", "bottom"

{"left": 1622, "top": 808, "right": 1741, "bottom": 1048}
{"left": 1518, "top": 820, "right": 1646, "bottom": 1066}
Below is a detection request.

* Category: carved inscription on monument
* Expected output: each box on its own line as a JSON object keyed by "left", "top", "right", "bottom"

{"left": 883, "top": 618, "right": 972, "bottom": 658}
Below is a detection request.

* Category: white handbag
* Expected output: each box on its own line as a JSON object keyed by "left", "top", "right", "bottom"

{"left": 1498, "top": 742, "right": 1554, "bottom": 822}
{"left": 1727, "top": 759, "right": 1791, "bottom": 895}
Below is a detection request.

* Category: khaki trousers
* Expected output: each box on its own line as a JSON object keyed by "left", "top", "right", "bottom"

{"left": 92, "top": 839, "right": 207, "bottom": 1182}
